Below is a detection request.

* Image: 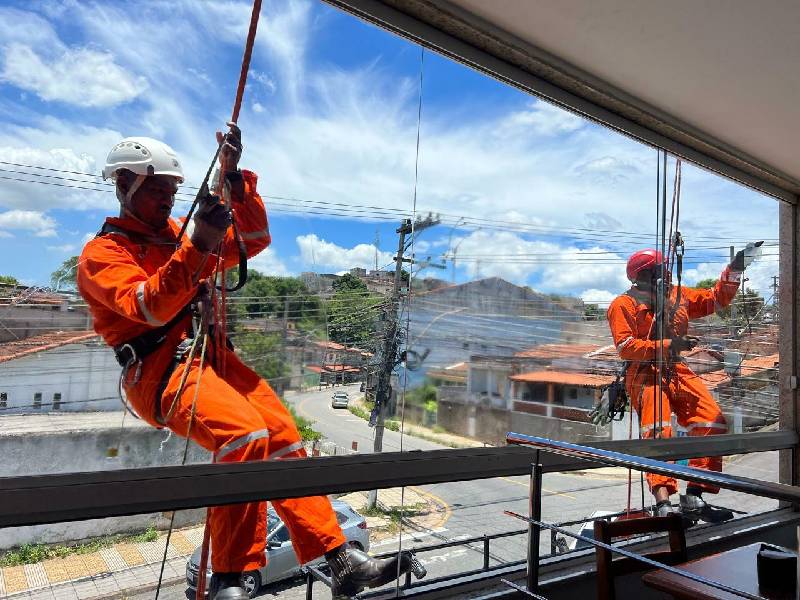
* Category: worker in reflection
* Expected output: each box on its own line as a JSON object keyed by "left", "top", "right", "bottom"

{"left": 78, "top": 128, "right": 413, "bottom": 599}
{"left": 605, "top": 245, "right": 760, "bottom": 523}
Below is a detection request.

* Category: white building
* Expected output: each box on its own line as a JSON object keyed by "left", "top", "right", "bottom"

{"left": 0, "top": 331, "right": 120, "bottom": 413}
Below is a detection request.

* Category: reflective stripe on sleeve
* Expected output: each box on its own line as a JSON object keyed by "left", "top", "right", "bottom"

{"left": 616, "top": 336, "right": 634, "bottom": 351}
{"left": 686, "top": 421, "right": 728, "bottom": 433}
{"left": 217, "top": 428, "right": 270, "bottom": 460}
{"left": 239, "top": 228, "right": 270, "bottom": 241}
{"left": 136, "top": 282, "right": 166, "bottom": 326}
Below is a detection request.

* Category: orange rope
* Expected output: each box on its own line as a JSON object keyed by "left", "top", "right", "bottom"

{"left": 231, "top": 0, "right": 263, "bottom": 123}
{"left": 193, "top": 1, "right": 263, "bottom": 595}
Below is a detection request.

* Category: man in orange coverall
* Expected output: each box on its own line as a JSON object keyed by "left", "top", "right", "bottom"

{"left": 78, "top": 127, "right": 412, "bottom": 600}
{"left": 605, "top": 246, "right": 759, "bottom": 523}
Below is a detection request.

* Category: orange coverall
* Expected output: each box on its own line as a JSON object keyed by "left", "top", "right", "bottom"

{"left": 78, "top": 170, "right": 345, "bottom": 573}
{"left": 606, "top": 267, "right": 741, "bottom": 495}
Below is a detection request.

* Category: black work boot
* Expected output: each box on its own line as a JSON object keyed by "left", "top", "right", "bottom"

{"left": 656, "top": 500, "right": 695, "bottom": 529}
{"left": 680, "top": 487, "right": 734, "bottom": 524}
{"left": 209, "top": 572, "right": 249, "bottom": 600}
{"left": 326, "top": 543, "right": 412, "bottom": 599}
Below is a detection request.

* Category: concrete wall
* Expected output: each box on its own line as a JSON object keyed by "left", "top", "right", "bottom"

{"left": 0, "top": 343, "right": 119, "bottom": 412}
{"left": 510, "top": 410, "right": 611, "bottom": 444}
{"left": 437, "top": 399, "right": 511, "bottom": 445}
{"left": 0, "top": 423, "right": 210, "bottom": 549}
{"left": 0, "top": 305, "right": 90, "bottom": 343}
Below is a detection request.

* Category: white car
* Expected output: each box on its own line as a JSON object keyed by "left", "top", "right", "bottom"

{"left": 186, "top": 500, "right": 370, "bottom": 598}
{"left": 331, "top": 391, "right": 349, "bottom": 409}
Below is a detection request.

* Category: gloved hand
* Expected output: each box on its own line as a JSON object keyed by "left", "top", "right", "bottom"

{"left": 216, "top": 121, "right": 242, "bottom": 172}
{"left": 671, "top": 335, "right": 700, "bottom": 354}
{"left": 191, "top": 187, "right": 231, "bottom": 252}
{"left": 729, "top": 241, "right": 763, "bottom": 272}
{"left": 589, "top": 393, "right": 612, "bottom": 426}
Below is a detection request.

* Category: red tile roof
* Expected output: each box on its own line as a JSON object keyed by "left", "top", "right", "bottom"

{"left": 514, "top": 344, "right": 601, "bottom": 360}
{"left": 312, "top": 340, "right": 346, "bottom": 350}
{"left": 693, "top": 371, "right": 732, "bottom": 390}
{"left": 739, "top": 353, "right": 779, "bottom": 377}
{"left": 0, "top": 331, "right": 99, "bottom": 364}
{"left": 510, "top": 370, "right": 614, "bottom": 388}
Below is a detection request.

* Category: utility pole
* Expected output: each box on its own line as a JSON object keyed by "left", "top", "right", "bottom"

{"left": 374, "top": 229, "right": 380, "bottom": 273}
{"left": 729, "top": 246, "right": 737, "bottom": 336}
{"left": 771, "top": 275, "right": 779, "bottom": 305}
{"left": 367, "top": 214, "right": 439, "bottom": 509}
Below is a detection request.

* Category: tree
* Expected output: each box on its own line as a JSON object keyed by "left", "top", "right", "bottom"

{"left": 50, "top": 256, "right": 79, "bottom": 291}
{"left": 0, "top": 275, "right": 18, "bottom": 285}
{"left": 328, "top": 275, "right": 380, "bottom": 349}
{"left": 236, "top": 271, "right": 322, "bottom": 328}
{"left": 235, "top": 330, "right": 320, "bottom": 441}
{"left": 584, "top": 303, "right": 606, "bottom": 320}
{"left": 332, "top": 273, "right": 367, "bottom": 293}
{"left": 236, "top": 332, "right": 288, "bottom": 382}
{"left": 694, "top": 278, "right": 765, "bottom": 322}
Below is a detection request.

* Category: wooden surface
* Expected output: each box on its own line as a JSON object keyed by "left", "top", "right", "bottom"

{"left": 642, "top": 543, "right": 795, "bottom": 600}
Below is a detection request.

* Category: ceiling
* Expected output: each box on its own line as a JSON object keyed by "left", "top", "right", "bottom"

{"left": 329, "top": 0, "right": 800, "bottom": 198}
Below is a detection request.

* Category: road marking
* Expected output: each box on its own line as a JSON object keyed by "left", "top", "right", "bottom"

{"left": 372, "top": 527, "right": 449, "bottom": 547}
{"left": 498, "top": 476, "right": 576, "bottom": 499}
{"left": 410, "top": 486, "right": 452, "bottom": 530}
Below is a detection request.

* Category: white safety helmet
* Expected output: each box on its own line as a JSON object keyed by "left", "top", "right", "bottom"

{"left": 104, "top": 137, "right": 184, "bottom": 205}
{"left": 103, "top": 137, "right": 184, "bottom": 183}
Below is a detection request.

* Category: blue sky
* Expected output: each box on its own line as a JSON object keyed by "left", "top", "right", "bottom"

{"left": 0, "top": 0, "right": 780, "bottom": 304}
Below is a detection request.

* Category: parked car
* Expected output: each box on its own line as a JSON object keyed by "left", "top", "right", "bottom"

{"left": 186, "top": 500, "right": 370, "bottom": 598}
{"left": 331, "top": 391, "right": 350, "bottom": 409}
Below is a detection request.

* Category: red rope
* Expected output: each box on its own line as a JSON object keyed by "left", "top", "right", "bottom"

{"left": 194, "top": 3, "right": 262, "bottom": 595}
{"left": 231, "top": 0, "right": 263, "bottom": 124}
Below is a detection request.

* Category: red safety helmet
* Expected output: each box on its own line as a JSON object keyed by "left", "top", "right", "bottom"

{"left": 626, "top": 249, "right": 664, "bottom": 282}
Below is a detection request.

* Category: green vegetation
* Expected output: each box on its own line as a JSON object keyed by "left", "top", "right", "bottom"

{"left": 695, "top": 278, "right": 765, "bottom": 322}
{"left": 236, "top": 272, "right": 324, "bottom": 334}
{"left": 0, "top": 275, "right": 18, "bottom": 285}
{"left": 328, "top": 274, "right": 381, "bottom": 348}
{"left": 50, "top": 255, "right": 79, "bottom": 291}
{"left": 236, "top": 331, "right": 288, "bottom": 382}
{"left": 0, "top": 525, "right": 159, "bottom": 567}
{"left": 583, "top": 303, "right": 606, "bottom": 320}
{"left": 361, "top": 502, "right": 427, "bottom": 534}
{"left": 290, "top": 402, "right": 323, "bottom": 442}
{"left": 348, "top": 403, "right": 371, "bottom": 420}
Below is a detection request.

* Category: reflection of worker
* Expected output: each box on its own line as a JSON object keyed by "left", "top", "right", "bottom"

{"left": 78, "top": 129, "right": 411, "bottom": 599}
{"left": 606, "top": 246, "right": 758, "bottom": 523}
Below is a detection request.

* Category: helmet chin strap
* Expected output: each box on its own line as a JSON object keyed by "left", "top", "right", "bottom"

{"left": 125, "top": 175, "right": 146, "bottom": 204}
{"left": 118, "top": 175, "right": 158, "bottom": 228}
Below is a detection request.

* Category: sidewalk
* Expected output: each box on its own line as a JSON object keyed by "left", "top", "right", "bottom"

{"left": 1, "top": 485, "right": 448, "bottom": 599}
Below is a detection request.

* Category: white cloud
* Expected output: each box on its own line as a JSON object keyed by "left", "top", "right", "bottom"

{"left": 445, "top": 230, "right": 630, "bottom": 295}
{"left": 580, "top": 289, "right": 616, "bottom": 307}
{"left": 500, "top": 100, "right": 585, "bottom": 136}
{"left": 0, "top": 210, "right": 57, "bottom": 237}
{"left": 248, "top": 246, "right": 291, "bottom": 276}
{"left": 252, "top": 102, "right": 265, "bottom": 113}
{"left": 0, "top": 136, "right": 119, "bottom": 211}
{"left": 46, "top": 243, "right": 76, "bottom": 253}
{"left": 1, "top": 43, "right": 147, "bottom": 107}
{"left": 296, "top": 233, "right": 393, "bottom": 271}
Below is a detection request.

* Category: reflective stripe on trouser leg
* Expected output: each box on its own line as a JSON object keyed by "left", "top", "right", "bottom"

{"left": 633, "top": 380, "right": 678, "bottom": 496}
{"left": 217, "top": 349, "right": 348, "bottom": 564}
{"left": 267, "top": 441, "right": 303, "bottom": 461}
{"left": 673, "top": 364, "right": 728, "bottom": 494}
{"left": 217, "top": 428, "right": 270, "bottom": 461}
{"left": 158, "top": 359, "right": 272, "bottom": 573}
